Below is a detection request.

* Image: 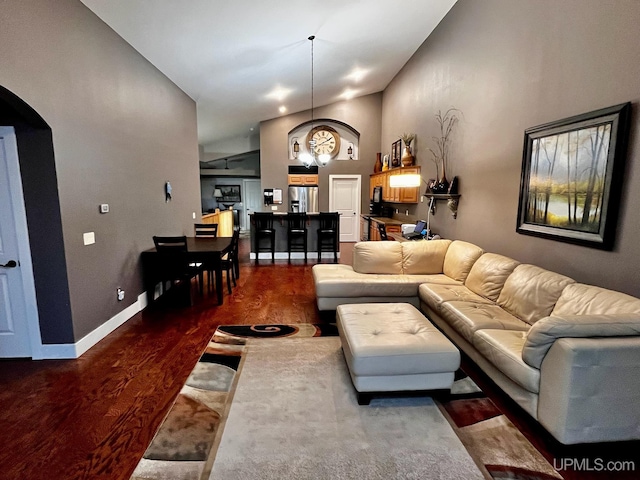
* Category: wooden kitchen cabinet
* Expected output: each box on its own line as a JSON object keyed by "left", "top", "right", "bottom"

{"left": 369, "top": 218, "right": 401, "bottom": 241}
{"left": 288, "top": 174, "right": 319, "bottom": 185}
{"left": 368, "top": 167, "right": 420, "bottom": 204}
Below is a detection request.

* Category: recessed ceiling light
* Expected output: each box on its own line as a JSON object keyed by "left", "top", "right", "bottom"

{"left": 266, "top": 86, "right": 292, "bottom": 102}
{"left": 346, "top": 68, "right": 369, "bottom": 83}
{"left": 279, "top": 106, "right": 287, "bottom": 114}
{"left": 340, "top": 88, "right": 358, "bottom": 100}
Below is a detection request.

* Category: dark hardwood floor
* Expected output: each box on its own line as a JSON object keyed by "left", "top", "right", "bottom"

{"left": 0, "top": 238, "right": 348, "bottom": 480}
{"left": 0, "top": 238, "right": 638, "bottom": 480}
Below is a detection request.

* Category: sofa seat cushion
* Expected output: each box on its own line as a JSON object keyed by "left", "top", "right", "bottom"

{"left": 312, "top": 265, "right": 459, "bottom": 299}
{"left": 419, "top": 283, "right": 493, "bottom": 313}
{"left": 497, "top": 264, "right": 575, "bottom": 325}
{"left": 440, "top": 301, "right": 531, "bottom": 344}
{"left": 473, "top": 329, "right": 540, "bottom": 393}
{"left": 552, "top": 283, "right": 640, "bottom": 316}
{"left": 464, "top": 253, "right": 520, "bottom": 302}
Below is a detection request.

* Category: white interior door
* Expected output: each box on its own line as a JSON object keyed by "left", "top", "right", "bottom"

{"left": 242, "top": 179, "right": 262, "bottom": 231}
{"left": 0, "top": 127, "right": 39, "bottom": 358}
{"left": 329, "top": 175, "right": 361, "bottom": 242}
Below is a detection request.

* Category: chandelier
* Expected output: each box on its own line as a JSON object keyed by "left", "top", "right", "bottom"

{"left": 298, "top": 35, "right": 330, "bottom": 168}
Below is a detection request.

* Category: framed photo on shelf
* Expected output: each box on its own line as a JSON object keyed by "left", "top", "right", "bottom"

{"left": 391, "top": 139, "right": 402, "bottom": 168}
{"left": 516, "top": 102, "right": 631, "bottom": 250}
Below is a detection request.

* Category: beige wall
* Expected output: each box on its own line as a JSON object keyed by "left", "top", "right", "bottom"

{"left": 260, "top": 93, "right": 383, "bottom": 213}
{"left": 382, "top": 0, "right": 640, "bottom": 296}
{"left": 0, "top": 0, "right": 201, "bottom": 341}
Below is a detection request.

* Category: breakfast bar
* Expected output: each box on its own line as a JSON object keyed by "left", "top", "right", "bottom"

{"left": 249, "top": 212, "right": 339, "bottom": 261}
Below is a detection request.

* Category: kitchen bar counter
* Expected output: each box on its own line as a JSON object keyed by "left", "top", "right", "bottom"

{"left": 248, "top": 212, "right": 339, "bottom": 260}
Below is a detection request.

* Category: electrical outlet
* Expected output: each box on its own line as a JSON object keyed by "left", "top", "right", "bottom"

{"left": 395, "top": 209, "right": 398, "bottom": 214}
{"left": 405, "top": 209, "right": 409, "bottom": 215}
{"left": 99, "top": 204, "right": 109, "bottom": 214}
{"left": 117, "top": 288, "right": 125, "bottom": 301}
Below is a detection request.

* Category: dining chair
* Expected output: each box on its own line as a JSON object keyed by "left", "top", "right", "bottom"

{"left": 194, "top": 223, "right": 218, "bottom": 238}
{"left": 194, "top": 223, "right": 219, "bottom": 290}
{"left": 220, "top": 228, "right": 240, "bottom": 294}
{"left": 317, "top": 212, "right": 339, "bottom": 263}
{"left": 152, "top": 236, "right": 204, "bottom": 303}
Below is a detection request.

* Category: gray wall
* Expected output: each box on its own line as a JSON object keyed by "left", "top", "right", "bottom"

{"left": 260, "top": 93, "right": 383, "bottom": 214}
{"left": 382, "top": 0, "right": 640, "bottom": 297}
{"left": 0, "top": 0, "right": 201, "bottom": 342}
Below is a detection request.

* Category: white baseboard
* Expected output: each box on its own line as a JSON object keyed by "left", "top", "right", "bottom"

{"left": 249, "top": 252, "right": 340, "bottom": 260}
{"left": 33, "top": 292, "right": 147, "bottom": 360}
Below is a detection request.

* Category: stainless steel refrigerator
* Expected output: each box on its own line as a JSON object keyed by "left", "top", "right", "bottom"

{"left": 288, "top": 185, "right": 319, "bottom": 213}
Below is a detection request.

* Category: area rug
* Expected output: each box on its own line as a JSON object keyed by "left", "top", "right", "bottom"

{"left": 212, "top": 323, "right": 337, "bottom": 344}
{"left": 131, "top": 326, "right": 564, "bottom": 480}
{"left": 440, "top": 374, "right": 563, "bottom": 480}
{"left": 208, "top": 337, "right": 484, "bottom": 480}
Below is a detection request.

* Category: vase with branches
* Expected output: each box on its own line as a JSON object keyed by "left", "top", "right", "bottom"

{"left": 429, "top": 108, "right": 460, "bottom": 193}
{"left": 400, "top": 133, "right": 415, "bottom": 166}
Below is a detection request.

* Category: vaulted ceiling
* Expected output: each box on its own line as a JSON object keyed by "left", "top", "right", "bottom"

{"left": 81, "top": 0, "right": 457, "bottom": 148}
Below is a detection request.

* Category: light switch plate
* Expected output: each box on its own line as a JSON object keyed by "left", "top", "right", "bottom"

{"left": 271, "top": 205, "right": 278, "bottom": 211}
{"left": 83, "top": 232, "right": 95, "bottom": 245}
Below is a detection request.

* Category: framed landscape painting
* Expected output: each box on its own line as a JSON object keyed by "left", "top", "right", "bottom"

{"left": 516, "top": 103, "right": 631, "bottom": 250}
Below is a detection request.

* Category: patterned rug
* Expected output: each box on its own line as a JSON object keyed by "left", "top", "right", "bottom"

{"left": 130, "top": 324, "right": 563, "bottom": 480}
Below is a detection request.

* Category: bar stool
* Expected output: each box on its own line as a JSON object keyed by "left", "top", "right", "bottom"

{"left": 253, "top": 212, "right": 275, "bottom": 264}
{"left": 317, "top": 212, "right": 339, "bottom": 263}
{"left": 286, "top": 212, "right": 308, "bottom": 263}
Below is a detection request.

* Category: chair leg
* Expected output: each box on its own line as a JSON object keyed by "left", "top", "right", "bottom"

{"left": 226, "top": 268, "right": 232, "bottom": 294}
{"left": 271, "top": 234, "right": 275, "bottom": 263}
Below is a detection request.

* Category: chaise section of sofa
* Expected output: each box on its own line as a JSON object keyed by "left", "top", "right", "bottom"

{"left": 312, "top": 239, "right": 483, "bottom": 310}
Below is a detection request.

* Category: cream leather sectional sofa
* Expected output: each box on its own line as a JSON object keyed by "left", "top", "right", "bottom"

{"left": 312, "top": 240, "right": 640, "bottom": 445}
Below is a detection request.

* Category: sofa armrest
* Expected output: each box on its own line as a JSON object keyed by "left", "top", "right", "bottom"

{"left": 538, "top": 336, "right": 640, "bottom": 444}
{"left": 522, "top": 314, "right": 640, "bottom": 369}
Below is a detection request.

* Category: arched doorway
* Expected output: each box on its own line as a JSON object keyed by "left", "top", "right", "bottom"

{"left": 0, "top": 85, "right": 74, "bottom": 358}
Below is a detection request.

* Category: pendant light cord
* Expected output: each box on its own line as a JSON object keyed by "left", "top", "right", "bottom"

{"left": 309, "top": 35, "right": 315, "bottom": 131}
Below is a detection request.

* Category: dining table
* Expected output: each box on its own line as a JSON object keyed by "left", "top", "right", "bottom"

{"left": 141, "top": 236, "right": 233, "bottom": 305}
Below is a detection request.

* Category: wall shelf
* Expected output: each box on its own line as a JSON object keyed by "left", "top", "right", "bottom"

{"left": 423, "top": 193, "right": 461, "bottom": 219}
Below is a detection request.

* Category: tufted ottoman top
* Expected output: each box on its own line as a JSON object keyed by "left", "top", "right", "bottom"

{"left": 336, "top": 303, "right": 460, "bottom": 377}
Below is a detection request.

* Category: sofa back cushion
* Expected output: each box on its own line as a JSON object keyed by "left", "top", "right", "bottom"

{"left": 497, "top": 264, "right": 574, "bottom": 325}
{"left": 442, "top": 241, "right": 484, "bottom": 282}
{"left": 465, "top": 253, "right": 520, "bottom": 302}
{"left": 352, "top": 241, "right": 403, "bottom": 274}
{"left": 401, "top": 239, "right": 452, "bottom": 275}
{"left": 551, "top": 283, "right": 640, "bottom": 316}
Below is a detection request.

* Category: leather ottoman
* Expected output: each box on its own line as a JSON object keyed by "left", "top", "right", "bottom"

{"left": 336, "top": 303, "right": 460, "bottom": 404}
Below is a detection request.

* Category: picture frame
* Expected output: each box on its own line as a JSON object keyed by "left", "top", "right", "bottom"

{"left": 516, "top": 102, "right": 631, "bottom": 250}
{"left": 216, "top": 184, "right": 241, "bottom": 203}
{"left": 391, "top": 139, "right": 402, "bottom": 168}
